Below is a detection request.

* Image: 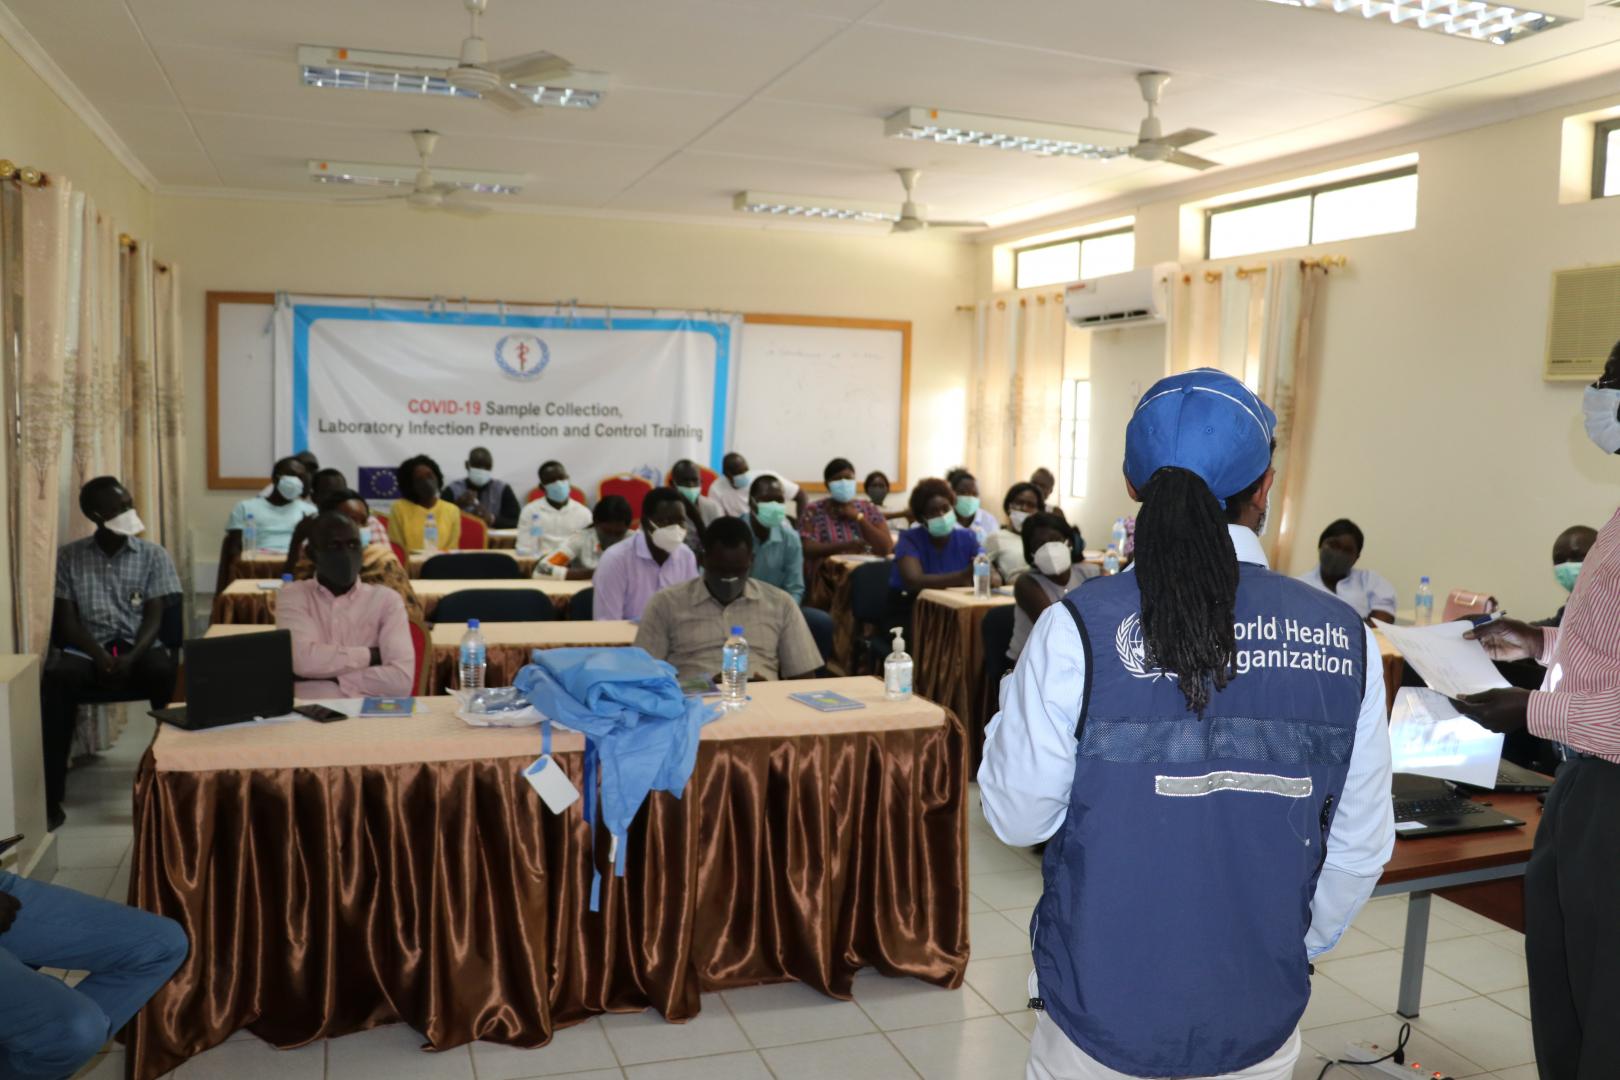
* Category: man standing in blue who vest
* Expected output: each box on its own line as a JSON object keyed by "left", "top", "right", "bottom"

{"left": 980, "top": 368, "right": 1394, "bottom": 1080}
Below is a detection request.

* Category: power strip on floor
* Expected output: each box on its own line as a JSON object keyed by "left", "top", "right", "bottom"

{"left": 1333, "top": 1039, "right": 1457, "bottom": 1080}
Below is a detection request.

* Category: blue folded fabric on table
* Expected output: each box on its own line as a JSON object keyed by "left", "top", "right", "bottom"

{"left": 514, "top": 647, "right": 719, "bottom": 909}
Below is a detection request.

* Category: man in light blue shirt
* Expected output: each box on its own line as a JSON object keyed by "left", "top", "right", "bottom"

{"left": 1297, "top": 517, "right": 1398, "bottom": 624}
{"left": 980, "top": 369, "right": 1393, "bottom": 1080}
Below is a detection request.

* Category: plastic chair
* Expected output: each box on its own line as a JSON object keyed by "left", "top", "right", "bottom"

{"left": 569, "top": 586, "right": 594, "bottom": 622}
{"left": 664, "top": 465, "right": 720, "bottom": 495}
{"left": 432, "top": 588, "right": 557, "bottom": 624}
{"left": 598, "top": 474, "right": 653, "bottom": 522}
{"left": 459, "top": 515, "right": 489, "bottom": 550}
{"left": 524, "top": 485, "right": 589, "bottom": 506}
{"left": 419, "top": 552, "right": 524, "bottom": 580}
{"left": 389, "top": 541, "right": 409, "bottom": 569}
{"left": 408, "top": 616, "right": 430, "bottom": 695}
{"left": 849, "top": 560, "right": 908, "bottom": 674}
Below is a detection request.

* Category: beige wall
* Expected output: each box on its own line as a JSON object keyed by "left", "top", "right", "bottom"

{"left": 994, "top": 90, "right": 1620, "bottom": 619}
{"left": 156, "top": 196, "right": 977, "bottom": 574}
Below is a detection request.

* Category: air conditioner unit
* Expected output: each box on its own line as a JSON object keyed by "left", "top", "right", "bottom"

{"left": 1064, "top": 263, "right": 1180, "bottom": 328}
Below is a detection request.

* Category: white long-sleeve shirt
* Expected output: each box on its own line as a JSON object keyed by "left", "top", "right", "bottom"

{"left": 979, "top": 524, "right": 1394, "bottom": 960}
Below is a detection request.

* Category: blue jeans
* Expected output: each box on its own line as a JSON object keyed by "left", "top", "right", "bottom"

{"left": 0, "top": 870, "right": 188, "bottom": 1079}
{"left": 801, "top": 606, "right": 834, "bottom": 663}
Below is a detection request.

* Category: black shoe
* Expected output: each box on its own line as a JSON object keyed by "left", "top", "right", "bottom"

{"left": 47, "top": 806, "right": 65, "bottom": 832}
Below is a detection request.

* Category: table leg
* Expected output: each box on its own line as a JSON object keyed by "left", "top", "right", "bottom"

{"left": 1397, "top": 891, "right": 1430, "bottom": 1018}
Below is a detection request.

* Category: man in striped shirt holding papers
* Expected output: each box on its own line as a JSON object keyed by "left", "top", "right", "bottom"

{"left": 1460, "top": 338, "right": 1620, "bottom": 1078}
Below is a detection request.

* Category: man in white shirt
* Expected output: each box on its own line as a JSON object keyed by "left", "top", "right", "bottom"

{"left": 710, "top": 452, "right": 805, "bottom": 520}
{"left": 515, "top": 460, "right": 592, "bottom": 557}
{"left": 1296, "top": 518, "right": 1397, "bottom": 624}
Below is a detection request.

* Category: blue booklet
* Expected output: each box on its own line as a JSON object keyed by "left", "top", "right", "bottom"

{"left": 788, "top": 691, "right": 866, "bottom": 712}
{"left": 360, "top": 696, "right": 415, "bottom": 717}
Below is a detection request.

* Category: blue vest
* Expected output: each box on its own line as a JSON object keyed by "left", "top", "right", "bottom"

{"left": 1033, "top": 563, "right": 1366, "bottom": 1077}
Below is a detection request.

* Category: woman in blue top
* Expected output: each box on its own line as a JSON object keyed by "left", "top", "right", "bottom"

{"left": 891, "top": 477, "right": 989, "bottom": 593}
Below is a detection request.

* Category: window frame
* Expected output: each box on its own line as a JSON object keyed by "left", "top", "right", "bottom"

{"left": 1014, "top": 225, "right": 1135, "bottom": 290}
{"left": 1594, "top": 117, "right": 1620, "bottom": 201}
{"left": 1203, "top": 165, "right": 1418, "bottom": 260}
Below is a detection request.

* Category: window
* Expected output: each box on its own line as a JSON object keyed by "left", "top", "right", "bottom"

{"left": 1015, "top": 228, "right": 1135, "bottom": 289}
{"left": 1205, "top": 167, "right": 1418, "bottom": 259}
{"left": 1595, "top": 118, "right": 1620, "bottom": 199}
{"left": 1059, "top": 378, "right": 1091, "bottom": 500}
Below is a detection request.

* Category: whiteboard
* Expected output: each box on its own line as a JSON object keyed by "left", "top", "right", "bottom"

{"left": 207, "top": 294, "right": 277, "bottom": 487}
{"left": 731, "top": 316, "right": 909, "bottom": 491}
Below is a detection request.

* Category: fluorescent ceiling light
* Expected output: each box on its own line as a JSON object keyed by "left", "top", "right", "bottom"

{"left": 1258, "top": 0, "right": 1583, "bottom": 45}
{"left": 885, "top": 107, "right": 1133, "bottom": 159}
{"left": 308, "top": 160, "right": 527, "bottom": 196}
{"left": 732, "top": 192, "right": 899, "bottom": 223}
{"left": 297, "top": 46, "right": 605, "bottom": 109}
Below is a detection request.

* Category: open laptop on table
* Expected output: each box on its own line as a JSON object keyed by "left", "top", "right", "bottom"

{"left": 1392, "top": 773, "right": 1527, "bottom": 839}
{"left": 151, "top": 630, "right": 293, "bottom": 730}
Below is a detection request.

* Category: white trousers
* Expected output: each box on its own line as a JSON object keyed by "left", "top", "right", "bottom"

{"left": 1027, "top": 1011, "right": 1302, "bottom": 1080}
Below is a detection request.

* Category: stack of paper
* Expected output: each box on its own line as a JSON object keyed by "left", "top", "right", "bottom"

{"left": 1388, "top": 687, "right": 1504, "bottom": 789}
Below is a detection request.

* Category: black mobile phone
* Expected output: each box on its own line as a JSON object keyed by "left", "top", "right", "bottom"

{"left": 293, "top": 704, "right": 349, "bottom": 723}
{"left": 0, "top": 834, "right": 23, "bottom": 856}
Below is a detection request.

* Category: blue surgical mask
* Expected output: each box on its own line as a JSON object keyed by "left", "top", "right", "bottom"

{"left": 676, "top": 485, "right": 702, "bottom": 504}
{"left": 730, "top": 471, "right": 752, "bottom": 490}
{"left": 358, "top": 527, "right": 373, "bottom": 547}
{"left": 1554, "top": 561, "right": 1582, "bottom": 593}
{"left": 954, "top": 495, "right": 980, "bottom": 519}
{"left": 753, "top": 501, "right": 787, "bottom": 528}
{"left": 828, "top": 478, "right": 857, "bottom": 503}
{"left": 467, "top": 467, "right": 493, "bottom": 487}
{"left": 926, "top": 512, "right": 955, "bottom": 538}
{"left": 544, "top": 479, "right": 572, "bottom": 503}
{"left": 276, "top": 474, "right": 306, "bottom": 501}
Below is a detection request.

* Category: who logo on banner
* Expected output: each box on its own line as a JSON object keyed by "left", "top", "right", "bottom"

{"left": 495, "top": 333, "right": 549, "bottom": 380}
{"left": 359, "top": 466, "right": 401, "bottom": 501}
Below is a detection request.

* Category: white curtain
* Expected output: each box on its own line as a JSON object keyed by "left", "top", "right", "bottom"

{"left": 966, "top": 287, "right": 1068, "bottom": 497}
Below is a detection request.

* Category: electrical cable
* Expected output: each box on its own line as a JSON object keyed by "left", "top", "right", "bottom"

{"left": 1313, "top": 1021, "right": 1412, "bottom": 1080}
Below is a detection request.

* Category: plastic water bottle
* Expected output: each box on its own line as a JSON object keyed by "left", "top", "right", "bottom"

{"left": 1111, "top": 516, "right": 1128, "bottom": 554}
{"left": 721, "top": 625, "right": 749, "bottom": 708}
{"left": 242, "top": 513, "right": 257, "bottom": 553}
{"left": 1415, "top": 576, "right": 1434, "bottom": 626}
{"left": 459, "top": 619, "right": 486, "bottom": 692}
{"left": 973, "top": 551, "right": 992, "bottom": 598}
{"left": 423, "top": 512, "right": 439, "bottom": 553}
{"left": 524, "top": 515, "right": 543, "bottom": 555}
{"left": 884, "top": 627, "right": 913, "bottom": 702}
{"left": 1104, "top": 546, "right": 1121, "bottom": 575}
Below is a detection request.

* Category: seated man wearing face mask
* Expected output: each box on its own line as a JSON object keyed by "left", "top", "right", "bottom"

{"left": 636, "top": 517, "right": 821, "bottom": 685}
{"left": 1540, "top": 524, "right": 1598, "bottom": 627}
{"left": 217, "top": 456, "right": 318, "bottom": 594}
{"left": 42, "top": 477, "right": 182, "bottom": 830}
{"left": 711, "top": 452, "right": 806, "bottom": 520}
{"left": 516, "top": 460, "right": 593, "bottom": 557}
{"left": 276, "top": 512, "right": 414, "bottom": 701}
{"left": 747, "top": 475, "right": 834, "bottom": 661}
{"left": 591, "top": 487, "right": 699, "bottom": 622}
{"left": 535, "top": 495, "right": 634, "bottom": 581}
{"left": 1297, "top": 518, "right": 1396, "bottom": 625}
{"left": 444, "top": 446, "right": 520, "bottom": 529}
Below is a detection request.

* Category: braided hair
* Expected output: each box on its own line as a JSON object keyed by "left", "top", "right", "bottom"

{"left": 1135, "top": 466, "right": 1242, "bottom": 714}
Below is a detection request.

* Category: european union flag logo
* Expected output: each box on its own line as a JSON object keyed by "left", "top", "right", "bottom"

{"left": 359, "top": 467, "right": 400, "bottom": 501}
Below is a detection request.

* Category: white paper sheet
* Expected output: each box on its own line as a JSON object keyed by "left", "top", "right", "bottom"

{"left": 1375, "top": 620, "right": 1511, "bottom": 698}
{"left": 1388, "top": 687, "right": 1504, "bottom": 789}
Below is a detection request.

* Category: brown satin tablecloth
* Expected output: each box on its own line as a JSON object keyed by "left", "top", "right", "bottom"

{"left": 912, "top": 588, "right": 1015, "bottom": 773}
{"left": 807, "top": 555, "right": 884, "bottom": 675}
{"left": 127, "top": 679, "right": 968, "bottom": 1079}
{"left": 211, "top": 578, "right": 586, "bottom": 624}
{"left": 429, "top": 620, "right": 638, "bottom": 693}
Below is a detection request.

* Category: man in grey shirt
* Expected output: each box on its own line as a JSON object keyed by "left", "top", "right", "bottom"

{"left": 635, "top": 517, "right": 821, "bottom": 685}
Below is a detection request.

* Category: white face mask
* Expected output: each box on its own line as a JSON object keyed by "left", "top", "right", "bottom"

{"left": 276, "top": 474, "right": 306, "bottom": 501}
{"left": 1009, "top": 510, "right": 1030, "bottom": 532}
{"left": 467, "top": 467, "right": 493, "bottom": 487}
{"left": 650, "top": 522, "right": 687, "bottom": 553}
{"left": 1032, "top": 540, "right": 1072, "bottom": 577}
{"left": 102, "top": 508, "right": 144, "bottom": 537}
{"left": 1583, "top": 386, "right": 1620, "bottom": 454}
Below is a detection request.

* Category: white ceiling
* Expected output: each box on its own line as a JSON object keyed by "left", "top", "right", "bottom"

{"left": 7, "top": 0, "right": 1620, "bottom": 231}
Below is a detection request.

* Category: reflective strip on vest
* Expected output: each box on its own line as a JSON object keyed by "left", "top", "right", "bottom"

{"left": 1154, "top": 771, "right": 1314, "bottom": 798}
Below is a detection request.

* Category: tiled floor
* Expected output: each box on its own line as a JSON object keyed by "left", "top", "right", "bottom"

{"left": 56, "top": 712, "right": 1538, "bottom": 1078}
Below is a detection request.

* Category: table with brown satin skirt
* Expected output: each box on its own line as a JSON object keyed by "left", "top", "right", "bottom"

{"left": 807, "top": 554, "right": 884, "bottom": 675}
{"left": 912, "top": 588, "right": 1016, "bottom": 773}
{"left": 428, "top": 620, "right": 638, "bottom": 693}
{"left": 211, "top": 578, "right": 588, "bottom": 624}
{"left": 126, "top": 679, "right": 968, "bottom": 1079}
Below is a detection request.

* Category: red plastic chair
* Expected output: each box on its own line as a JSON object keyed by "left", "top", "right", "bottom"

{"left": 408, "top": 617, "right": 430, "bottom": 695}
{"left": 524, "top": 485, "right": 589, "bottom": 506}
{"left": 664, "top": 465, "right": 719, "bottom": 495}
{"left": 389, "top": 541, "right": 409, "bottom": 568}
{"left": 599, "top": 474, "right": 653, "bottom": 522}
{"left": 459, "top": 515, "right": 488, "bottom": 550}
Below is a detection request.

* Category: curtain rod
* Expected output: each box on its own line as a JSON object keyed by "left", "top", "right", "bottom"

{"left": 1197, "top": 254, "right": 1346, "bottom": 284}
{"left": 955, "top": 290, "right": 1066, "bottom": 312}
{"left": 0, "top": 161, "right": 47, "bottom": 187}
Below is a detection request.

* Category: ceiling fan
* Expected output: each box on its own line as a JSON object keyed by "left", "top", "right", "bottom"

{"left": 890, "top": 169, "right": 987, "bottom": 233}
{"left": 326, "top": 130, "right": 515, "bottom": 215}
{"left": 298, "top": 0, "right": 609, "bottom": 113}
{"left": 1123, "top": 72, "right": 1219, "bottom": 171}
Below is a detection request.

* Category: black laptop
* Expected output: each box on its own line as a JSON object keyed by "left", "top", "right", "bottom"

{"left": 152, "top": 630, "right": 294, "bottom": 730}
{"left": 1392, "top": 773, "right": 1526, "bottom": 840}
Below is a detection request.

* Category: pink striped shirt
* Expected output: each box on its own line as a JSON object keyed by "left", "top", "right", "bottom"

{"left": 1531, "top": 506, "right": 1620, "bottom": 763}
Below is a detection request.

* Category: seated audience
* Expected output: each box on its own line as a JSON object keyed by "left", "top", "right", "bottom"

{"left": 744, "top": 475, "right": 806, "bottom": 603}
{"left": 536, "top": 495, "right": 634, "bottom": 581}
{"left": 386, "top": 454, "right": 462, "bottom": 553}
{"left": 0, "top": 871, "right": 188, "bottom": 1079}
{"left": 217, "top": 456, "right": 316, "bottom": 592}
{"left": 671, "top": 458, "right": 724, "bottom": 533}
{"left": 592, "top": 487, "right": 699, "bottom": 621}
{"left": 798, "top": 457, "right": 895, "bottom": 579}
{"left": 1297, "top": 518, "right": 1396, "bottom": 624}
{"left": 1030, "top": 467, "right": 1056, "bottom": 504}
{"left": 1008, "top": 512, "right": 1096, "bottom": 662}
{"left": 515, "top": 460, "right": 592, "bottom": 556}
{"left": 307, "top": 468, "right": 387, "bottom": 539}
{"left": 444, "top": 446, "right": 520, "bottom": 528}
{"left": 945, "top": 468, "right": 1000, "bottom": 541}
{"left": 984, "top": 482, "right": 1044, "bottom": 581}
{"left": 1541, "top": 523, "right": 1598, "bottom": 626}
{"left": 256, "top": 449, "right": 322, "bottom": 500}
{"left": 285, "top": 489, "right": 423, "bottom": 622}
{"left": 712, "top": 451, "right": 805, "bottom": 519}
{"left": 636, "top": 517, "right": 821, "bottom": 684}
{"left": 42, "top": 477, "right": 181, "bottom": 829}
{"left": 892, "top": 477, "right": 986, "bottom": 593}
{"left": 310, "top": 467, "right": 348, "bottom": 503}
{"left": 277, "top": 512, "right": 414, "bottom": 700}
{"left": 865, "top": 470, "right": 910, "bottom": 523}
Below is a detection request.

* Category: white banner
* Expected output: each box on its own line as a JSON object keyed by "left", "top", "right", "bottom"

{"left": 271, "top": 298, "right": 740, "bottom": 502}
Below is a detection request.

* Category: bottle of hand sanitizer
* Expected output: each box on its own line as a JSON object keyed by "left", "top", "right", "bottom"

{"left": 884, "top": 627, "right": 913, "bottom": 702}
